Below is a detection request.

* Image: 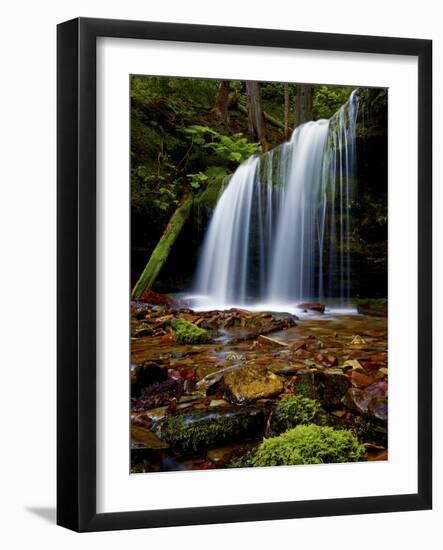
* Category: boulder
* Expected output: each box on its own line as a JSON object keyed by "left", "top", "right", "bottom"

{"left": 292, "top": 370, "right": 350, "bottom": 408}
{"left": 159, "top": 406, "right": 266, "bottom": 453}
{"left": 131, "top": 424, "right": 169, "bottom": 451}
{"left": 257, "top": 334, "right": 288, "bottom": 350}
{"left": 357, "top": 302, "right": 387, "bottom": 317}
{"left": 344, "top": 388, "right": 388, "bottom": 422}
{"left": 222, "top": 364, "right": 285, "bottom": 404}
{"left": 130, "top": 361, "right": 168, "bottom": 396}
{"left": 297, "top": 302, "right": 325, "bottom": 313}
{"left": 136, "top": 290, "right": 178, "bottom": 307}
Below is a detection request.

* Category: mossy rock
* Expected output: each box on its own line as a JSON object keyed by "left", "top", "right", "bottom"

{"left": 159, "top": 406, "right": 266, "bottom": 454}
{"left": 270, "top": 395, "right": 320, "bottom": 435}
{"left": 292, "top": 370, "right": 350, "bottom": 409}
{"left": 231, "top": 424, "right": 366, "bottom": 467}
{"left": 270, "top": 395, "right": 338, "bottom": 436}
{"left": 172, "top": 317, "right": 211, "bottom": 344}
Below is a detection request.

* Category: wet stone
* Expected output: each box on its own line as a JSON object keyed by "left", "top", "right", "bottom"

{"left": 131, "top": 425, "right": 170, "bottom": 451}
{"left": 223, "top": 364, "right": 285, "bottom": 404}
{"left": 159, "top": 406, "right": 266, "bottom": 454}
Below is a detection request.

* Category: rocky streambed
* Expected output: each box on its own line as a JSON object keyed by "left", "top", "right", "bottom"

{"left": 130, "top": 298, "right": 388, "bottom": 473}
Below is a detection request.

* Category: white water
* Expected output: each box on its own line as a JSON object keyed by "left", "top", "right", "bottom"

{"left": 192, "top": 90, "right": 360, "bottom": 311}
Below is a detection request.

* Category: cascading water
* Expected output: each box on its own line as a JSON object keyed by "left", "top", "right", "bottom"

{"left": 192, "top": 90, "right": 360, "bottom": 311}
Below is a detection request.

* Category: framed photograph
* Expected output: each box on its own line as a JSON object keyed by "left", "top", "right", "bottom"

{"left": 57, "top": 17, "right": 432, "bottom": 532}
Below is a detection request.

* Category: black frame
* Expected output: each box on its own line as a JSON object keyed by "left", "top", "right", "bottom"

{"left": 57, "top": 17, "right": 432, "bottom": 532}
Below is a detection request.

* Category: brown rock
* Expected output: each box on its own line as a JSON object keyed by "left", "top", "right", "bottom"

{"left": 289, "top": 340, "right": 307, "bottom": 352}
{"left": 257, "top": 334, "right": 288, "bottom": 350}
{"left": 223, "top": 365, "right": 284, "bottom": 404}
{"left": 315, "top": 353, "right": 338, "bottom": 368}
{"left": 344, "top": 388, "right": 374, "bottom": 415}
{"left": 131, "top": 425, "right": 169, "bottom": 450}
{"left": 136, "top": 290, "right": 178, "bottom": 307}
{"left": 351, "top": 371, "right": 375, "bottom": 388}
{"left": 297, "top": 302, "right": 325, "bottom": 313}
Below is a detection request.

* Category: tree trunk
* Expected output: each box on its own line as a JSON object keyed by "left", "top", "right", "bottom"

{"left": 246, "top": 81, "right": 269, "bottom": 150}
{"left": 131, "top": 194, "right": 193, "bottom": 299}
{"left": 212, "top": 80, "right": 230, "bottom": 120}
{"left": 295, "top": 84, "right": 313, "bottom": 126}
{"left": 238, "top": 103, "right": 287, "bottom": 131}
{"left": 295, "top": 85, "right": 302, "bottom": 127}
{"left": 303, "top": 85, "right": 313, "bottom": 122}
{"left": 284, "top": 83, "right": 290, "bottom": 138}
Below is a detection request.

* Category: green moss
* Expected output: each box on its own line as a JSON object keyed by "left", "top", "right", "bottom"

{"left": 172, "top": 317, "right": 211, "bottom": 344}
{"left": 159, "top": 407, "right": 265, "bottom": 453}
{"left": 292, "top": 372, "right": 316, "bottom": 399}
{"left": 231, "top": 425, "right": 366, "bottom": 467}
{"left": 270, "top": 395, "right": 320, "bottom": 436}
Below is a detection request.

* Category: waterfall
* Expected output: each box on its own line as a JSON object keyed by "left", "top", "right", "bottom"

{"left": 193, "top": 90, "right": 359, "bottom": 311}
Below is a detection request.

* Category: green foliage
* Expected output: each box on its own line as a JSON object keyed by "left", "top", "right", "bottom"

{"left": 270, "top": 395, "right": 321, "bottom": 435}
{"left": 187, "top": 171, "right": 208, "bottom": 190}
{"left": 313, "top": 85, "right": 355, "bottom": 120}
{"left": 231, "top": 425, "right": 366, "bottom": 468}
{"left": 183, "top": 125, "right": 259, "bottom": 164}
{"left": 194, "top": 167, "right": 230, "bottom": 210}
{"left": 172, "top": 318, "right": 211, "bottom": 344}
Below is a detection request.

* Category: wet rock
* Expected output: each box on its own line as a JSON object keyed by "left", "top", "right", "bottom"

{"left": 159, "top": 406, "right": 266, "bottom": 453}
{"left": 222, "top": 315, "right": 241, "bottom": 328}
{"left": 131, "top": 425, "right": 170, "bottom": 450}
{"left": 200, "top": 317, "right": 219, "bottom": 330}
{"left": 133, "top": 326, "right": 154, "bottom": 338}
{"left": 269, "top": 362, "right": 306, "bottom": 375}
{"left": 131, "top": 362, "right": 168, "bottom": 396}
{"left": 344, "top": 388, "right": 373, "bottom": 415}
{"left": 351, "top": 371, "right": 375, "bottom": 388}
{"left": 362, "top": 330, "right": 385, "bottom": 338}
{"left": 257, "top": 334, "right": 288, "bottom": 350}
{"left": 366, "top": 446, "right": 388, "bottom": 461}
{"left": 292, "top": 370, "right": 350, "bottom": 408}
{"left": 196, "top": 364, "right": 240, "bottom": 392}
{"left": 364, "top": 381, "right": 388, "bottom": 398}
{"left": 350, "top": 334, "right": 366, "bottom": 346}
{"left": 315, "top": 371, "right": 351, "bottom": 408}
{"left": 352, "top": 414, "right": 388, "bottom": 446}
{"left": 207, "top": 441, "right": 259, "bottom": 466}
{"left": 297, "top": 302, "right": 325, "bottom": 313}
{"left": 292, "top": 371, "right": 317, "bottom": 400}
{"left": 137, "top": 290, "right": 178, "bottom": 307}
{"left": 360, "top": 361, "right": 384, "bottom": 372}
{"left": 344, "top": 388, "right": 387, "bottom": 423}
{"left": 131, "top": 305, "right": 151, "bottom": 319}
{"left": 225, "top": 351, "right": 245, "bottom": 361}
{"left": 209, "top": 399, "right": 230, "bottom": 408}
{"left": 368, "top": 396, "right": 388, "bottom": 422}
{"left": 357, "top": 302, "right": 387, "bottom": 317}
{"left": 314, "top": 353, "right": 338, "bottom": 368}
{"left": 369, "top": 353, "right": 387, "bottom": 363}
{"left": 289, "top": 340, "right": 307, "bottom": 352}
{"left": 343, "top": 359, "right": 363, "bottom": 370}
{"left": 131, "top": 378, "right": 182, "bottom": 411}
{"left": 134, "top": 406, "right": 169, "bottom": 425}
{"left": 222, "top": 364, "right": 285, "bottom": 404}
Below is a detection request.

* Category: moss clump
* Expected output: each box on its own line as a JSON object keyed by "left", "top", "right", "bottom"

{"left": 270, "top": 395, "right": 320, "bottom": 435}
{"left": 159, "top": 407, "right": 265, "bottom": 453}
{"left": 231, "top": 425, "right": 366, "bottom": 467}
{"left": 172, "top": 317, "right": 211, "bottom": 344}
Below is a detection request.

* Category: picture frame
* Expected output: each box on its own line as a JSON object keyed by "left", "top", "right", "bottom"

{"left": 57, "top": 17, "right": 432, "bottom": 532}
